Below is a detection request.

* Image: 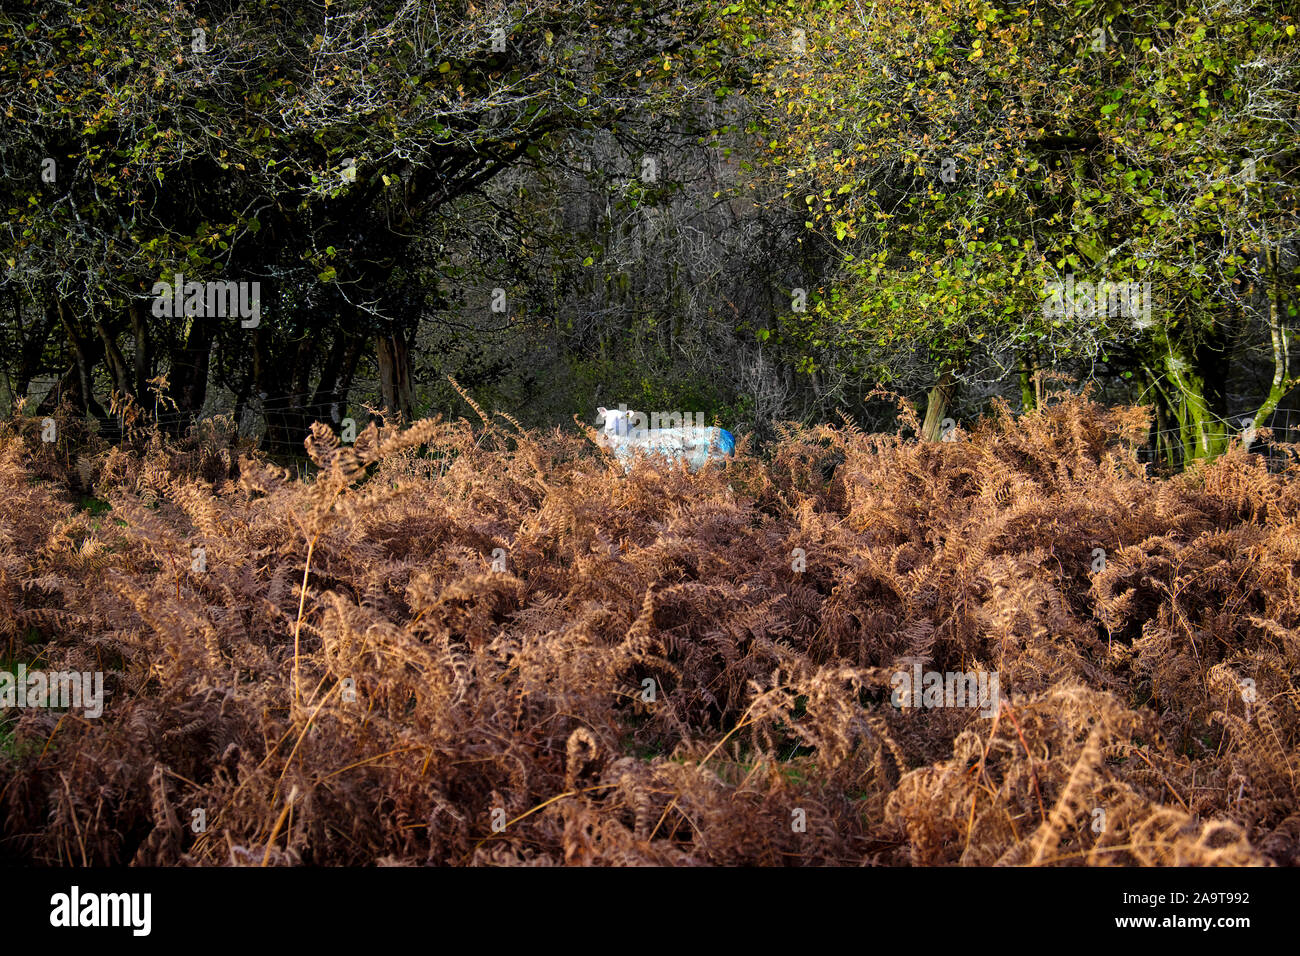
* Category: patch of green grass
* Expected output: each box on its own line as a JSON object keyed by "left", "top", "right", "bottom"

{"left": 0, "top": 646, "right": 48, "bottom": 762}
{"left": 779, "top": 764, "right": 810, "bottom": 786}
{"left": 0, "top": 718, "right": 47, "bottom": 761}
{"left": 77, "top": 495, "right": 112, "bottom": 516}
{"left": 0, "top": 720, "right": 18, "bottom": 759}
{"left": 1, "top": 657, "right": 29, "bottom": 677}
{"left": 620, "top": 727, "right": 674, "bottom": 762}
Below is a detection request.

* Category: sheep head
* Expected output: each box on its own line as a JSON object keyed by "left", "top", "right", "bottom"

{"left": 596, "top": 406, "right": 647, "bottom": 442}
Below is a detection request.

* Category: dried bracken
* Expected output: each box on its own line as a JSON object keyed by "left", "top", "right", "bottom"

{"left": 0, "top": 388, "right": 1294, "bottom": 866}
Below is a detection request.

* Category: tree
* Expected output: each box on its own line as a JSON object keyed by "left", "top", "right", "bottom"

{"left": 735, "top": 0, "right": 1298, "bottom": 458}
{"left": 1, "top": 0, "right": 719, "bottom": 443}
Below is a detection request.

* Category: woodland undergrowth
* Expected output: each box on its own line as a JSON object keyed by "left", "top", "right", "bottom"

{"left": 1, "top": 386, "right": 1297, "bottom": 866}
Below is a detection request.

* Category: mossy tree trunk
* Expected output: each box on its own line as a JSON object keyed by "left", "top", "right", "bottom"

{"left": 1146, "top": 248, "right": 1295, "bottom": 468}
{"left": 1145, "top": 323, "right": 1233, "bottom": 468}
{"left": 1018, "top": 352, "right": 1037, "bottom": 413}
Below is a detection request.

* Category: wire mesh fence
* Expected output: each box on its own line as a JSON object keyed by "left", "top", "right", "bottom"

{"left": 1134, "top": 406, "right": 1300, "bottom": 472}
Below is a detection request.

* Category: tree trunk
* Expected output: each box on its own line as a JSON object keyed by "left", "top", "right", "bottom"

{"left": 94, "top": 308, "right": 132, "bottom": 399}
{"left": 128, "top": 297, "right": 151, "bottom": 399}
{"left": 36, "top": 364, "right": 79, "bottom": 416}
{"left": 376, "top": 331, "right": 415, "bottom": 422}
{"left": 11, "top": 290, "right": 58, "bottom": 401}
{"left": 920, "top": 369, "right": 956, "bottom": 442}
{"left": 56, "top": 299, "right": 110, "bottom": 424}
{"left": 311, "top": 331, "right": 364, "bottom": 429}
{"left": 1018, "top": 353, "right": 1037, "bottom": 413}
{"left": 272, "top": 334, "right": 320, "bottom": 445}
{"left": 1243, "top": 246, "right": 1294, "bottom": 441}
{"left": 168, "top": 315, "right": 214, "bottom": 426}
{"left": 1148, "top": 327, "right": 1230, "bottom": 466}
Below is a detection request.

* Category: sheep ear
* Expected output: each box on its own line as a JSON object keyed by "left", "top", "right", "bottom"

{"left": 596, "top": 406, "right": 607, "bottom": 416}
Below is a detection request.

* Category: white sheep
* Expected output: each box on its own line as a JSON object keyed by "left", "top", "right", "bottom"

{"left": 595, "top": 406, "right": 735, "bottom": 473}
